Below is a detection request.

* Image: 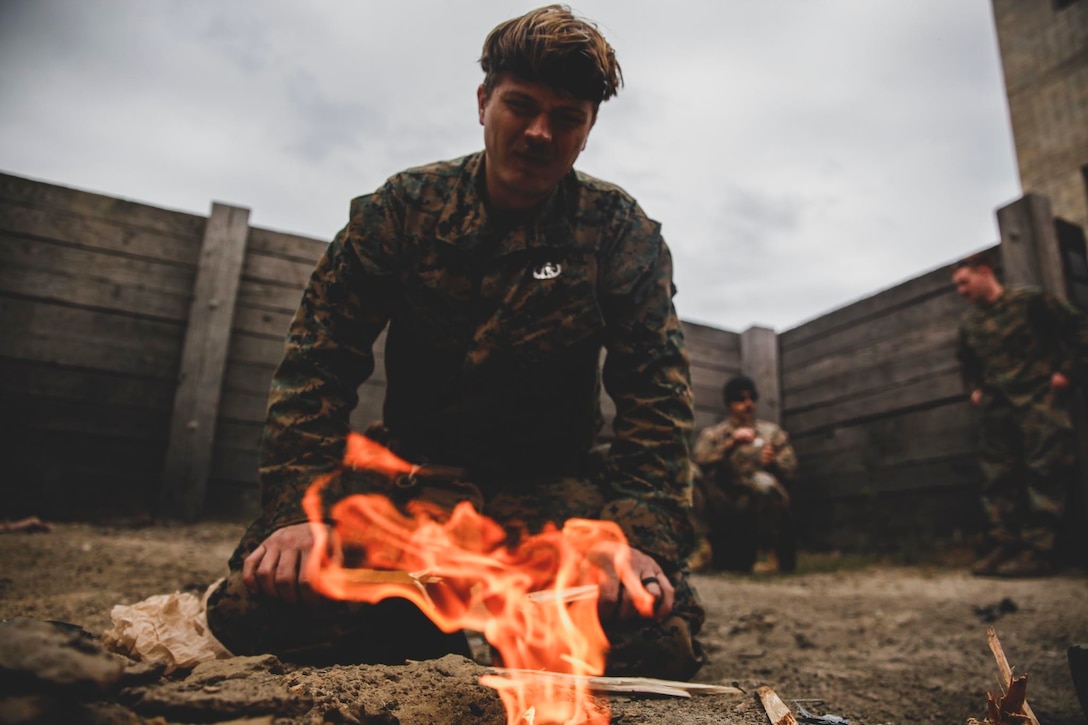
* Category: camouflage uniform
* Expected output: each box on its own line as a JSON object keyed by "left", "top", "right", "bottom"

{"left": 691, "top": 419, "right": 798, "bottom": 571}
{"left": 957, "top": 285, "right": 1088, "bottom": 558}
{"left": 207, "top": 152, "right": 704, "bottom": 679}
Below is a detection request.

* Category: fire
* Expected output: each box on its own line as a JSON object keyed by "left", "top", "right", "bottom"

{"left": 302, "top": 433, "right": 655, "bottom": 724}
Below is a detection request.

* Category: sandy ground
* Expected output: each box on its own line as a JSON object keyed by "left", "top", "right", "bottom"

{"left": 1, "top": 521, "right": 1086, "bottom": 724}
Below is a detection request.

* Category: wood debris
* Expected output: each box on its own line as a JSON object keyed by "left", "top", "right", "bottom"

{"left": 965, "top": 627, "right": 1040, "bottom": 725}
{"left": 486, "top": 668, "right": 743, "bottom": 698}
{"left": 757, "top": 685, "right": 798, "bottom": 725}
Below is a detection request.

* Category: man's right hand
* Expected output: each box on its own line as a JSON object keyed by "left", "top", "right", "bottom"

{"left": 242, "top": 522, "right": 328, "bottom": 605}
{"left": 731, "top": 427, "right": 757, "bottom": 444}
{"left": 970, "top": 389, "right": 983, "bottom": 406}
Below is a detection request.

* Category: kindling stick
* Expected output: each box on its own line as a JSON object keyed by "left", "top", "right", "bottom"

{"left": 987, "top": 627, "right": 1040, "bottom": 725}
{"left": 487, "top": 668, "right": 743, "bottom": 698}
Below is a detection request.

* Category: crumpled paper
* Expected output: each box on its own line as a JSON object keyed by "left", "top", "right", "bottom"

{"left": 101, "top": 579, "right": 232, "bottom": 673}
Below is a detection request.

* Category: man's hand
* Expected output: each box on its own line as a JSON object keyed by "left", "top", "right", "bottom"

{"left": 731, "top": 427, "right": 757, "bottom": 444}
{"left": 970, "top": 388, "right": 984, "bottom": 406}
{"left": 242, "top": 522, "right": 329, "bottom": 605}
{"left": 588, "top": 543, "right": 674, "bottom": 624}
{"left": 759, "top": 443, "right": 776, "bottom": 466}
{"left": 1052, "top": 371, "right": 1071, "bottom": 391}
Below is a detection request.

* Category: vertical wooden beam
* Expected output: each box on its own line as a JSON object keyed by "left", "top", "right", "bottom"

{"left": 159, "top": 202, "right": 250, "bottom": 520}
{"left": 997, "top": 193, "right": 1066, "bottom": 299}
{"left": 741, "top": 325, "right": 780, "bottom": 425}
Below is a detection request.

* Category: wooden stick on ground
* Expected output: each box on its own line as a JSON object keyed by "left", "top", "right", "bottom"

{"left": 987, "top": 627, "right": 1041, "bottom": 725}
{"left": 485, "top": 668, "right": 743, "bottom": 698}
{"left": 756, "top": 685, "right": 798, "bottom": 725}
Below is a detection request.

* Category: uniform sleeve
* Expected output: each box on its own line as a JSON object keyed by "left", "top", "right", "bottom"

{"left": 769, "top": 426, "right": 798, "bottom": 483}
{"left": 597, "top": 205, "right": 696, "bottom": 569}
{"left": 256, "top": 184, "right": 402, "bottom": 534}
{"left": 692, "top": 424, "right": 730, "bottom": 467}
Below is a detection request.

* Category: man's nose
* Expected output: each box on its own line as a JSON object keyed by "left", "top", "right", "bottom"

{"left": 525, "top": 114, "right": 553, "bottom": 144}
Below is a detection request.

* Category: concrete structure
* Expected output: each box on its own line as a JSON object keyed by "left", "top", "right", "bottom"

{"left": 992, "top": 0, "right": 1088, "bottom": 231}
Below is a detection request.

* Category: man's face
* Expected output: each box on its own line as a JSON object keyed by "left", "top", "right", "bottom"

{"left": 952, "top": 266, "right": 990, "bottom": 303}
{"left": 728, "top": 392, "right": 756, "bottom": 422}
{"left": 477, "top": 73, "right": 595, "bottom": 211}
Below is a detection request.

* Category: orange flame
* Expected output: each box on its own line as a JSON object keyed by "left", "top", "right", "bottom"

{"left": 302, "top": 433, "right": 653, "bottom": 724}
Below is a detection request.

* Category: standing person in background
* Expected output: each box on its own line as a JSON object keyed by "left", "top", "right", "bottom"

{"left": 954, "top": 250, "right": 1088, "bottom": 577}
{"left": 691, "top": 376, "right": 798, "bottom": 573}
{"left": 206, "top": 4, "right": 705, "bottom": 679}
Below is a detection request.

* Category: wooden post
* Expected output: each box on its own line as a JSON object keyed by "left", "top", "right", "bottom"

{"left": 741, "top": 325, "right": 780, "bottom": 425}
{"left": 159, "top": 202, "right": 250, "bottom": 520}
{"left": 996, "top": 193, "right": 1066, "bottom": 299}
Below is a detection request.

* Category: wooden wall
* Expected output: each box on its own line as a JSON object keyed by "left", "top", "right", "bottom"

{"left": 11, "top": 170, "right": 1059, "bottom": 553}
{"left": 0, "top": 173, "right": 739, "bottom": 522}
{"left": 778, "top": 255, "right": 993, "bottom": 550}
{"left": 0, "top": 173, "right": 203, "bottom": 519}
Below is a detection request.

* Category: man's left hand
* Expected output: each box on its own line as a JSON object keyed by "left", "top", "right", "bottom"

{"left": 1052, "top": 371, "right": 1071, "bottom": 391}
{"left": 587, "top": 543, "right": 674, "bottom": 624}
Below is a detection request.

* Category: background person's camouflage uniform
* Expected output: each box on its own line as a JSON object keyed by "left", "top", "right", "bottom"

{"left": 957, "top": 284, "right": 1088, "bottom": 564}
{"left": 691, "top": 419, "right": 798, "bottom": 572}
{"left": 208, "top": 152, "right": 705, "bottom": 679}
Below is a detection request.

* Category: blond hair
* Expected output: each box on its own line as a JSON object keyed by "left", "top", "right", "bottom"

{"left": 479, "top": 4, "right": 623, "bottom": 106}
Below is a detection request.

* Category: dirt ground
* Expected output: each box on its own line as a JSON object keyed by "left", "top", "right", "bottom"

{"left": 1, "top": 521, "right": 1086, "bottom": 725}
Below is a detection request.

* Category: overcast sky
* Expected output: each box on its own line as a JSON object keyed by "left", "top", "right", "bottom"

{"left": 0, "top": 1, "right": 1020, "bottom": 332}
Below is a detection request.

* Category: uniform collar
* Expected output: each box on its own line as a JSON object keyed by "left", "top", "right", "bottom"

{"left": 434, "top": 152, "right": 580, "bottom": 257}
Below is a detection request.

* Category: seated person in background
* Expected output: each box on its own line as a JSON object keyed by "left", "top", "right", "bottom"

{"left": 690, "top": 376, "right": 798, "bottom": 573}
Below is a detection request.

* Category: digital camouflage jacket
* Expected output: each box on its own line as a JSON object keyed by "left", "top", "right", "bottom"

{"left": 254, "top": 152, "right": 696, "bottom": 565}
{"left": 692, "top": 418, "right": 798, "bottom": 493}
{"left": 957, "top": 285, "right": 1088, "bottom": 408}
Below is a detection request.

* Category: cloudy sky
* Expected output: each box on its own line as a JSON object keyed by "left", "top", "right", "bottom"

{"left": 0, "top": 1, "right": 1020, "bottom": 332}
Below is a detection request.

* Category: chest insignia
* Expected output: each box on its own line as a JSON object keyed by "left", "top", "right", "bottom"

{"left": 532, "top": 262, "right": 563, "bottom": 280}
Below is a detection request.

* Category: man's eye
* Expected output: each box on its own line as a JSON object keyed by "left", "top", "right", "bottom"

{"left": 507, "top": 100, "right": 535, "bottom": 115}
{"left": 554, "top": 114, "right": 585, "bottom": 127}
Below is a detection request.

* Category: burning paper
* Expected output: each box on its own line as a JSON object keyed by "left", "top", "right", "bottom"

{"left": 302, "top": 433, "right": 659, "bottom": 724}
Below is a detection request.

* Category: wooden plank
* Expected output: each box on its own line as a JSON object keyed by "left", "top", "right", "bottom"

{"left": 792, "top": 404, "right": 975, "bottom": 480}
{"left": 781, "top": 287, "right": 964, "bottom": 370}
{"left": 215, "top": 418, "right": 265, "bottom": 452}
{"left": 222, "top": 361, "right": 277, "bottom": 397}
{"left": 682, "top": 321, "right": 741, "bottom": 372}
{"left": 217, "top": 386, "right": 272, "bottom": 424}
{"left": 741, "top": 325, "right": 780, "bottom": 424}
{"left": 6, "top": 395, "right": 169, "bottom": 442}
{"left": 160, "top": 203, "right": 251, "bottom": 520}
{"left": 0, "top": 232, "right": 195, "bottom": 321}
{"left": 226, "top": 333, "right": 294, "bottom": 368}
{"left": 7, "top": 433, "right": 167, "bottom": 480}
{"left": 210, "top": 443, "right": 260, "bottom": 484}
{"left": 780, "top": 258, "right": 979, "bottom": 349}
{"left": 231, "top": 305, "right": 295, "bottom": 339}
{"left": 0, "top": 173, "right": 207, "bottom": 238}
{"left": 783, "top": 366, "right": 965, "bottom": 434}
{"left": 791, "top": 485, "right": 980, "bottom": 551}
{"left": 0, "top": 358, "right": 176, "bottom": 410}
{"left": 783, "top": 329, "right": 960, "bottom": 411}
{"left": 693, "top": 409, "right": 720, "bottom": 432}
{"left": 798, "top": 453, "right": 980, "bottom": 499}
{"left": 0, "top": 297, "right": 184, "bottom": 378}
{"left": 690, "top": 364, "right": 731, "bottom": 414}
{"left": 0, "top": 199, "right": 201, "bottom": 266}
{"left": 243, "top": 251, "right": 318, "bottom": 288}
{"left": 236, "top": 279, "right": 307, "bottom": 313}
{"left": 247, "top": 225, "right": 328, "bottom": 263}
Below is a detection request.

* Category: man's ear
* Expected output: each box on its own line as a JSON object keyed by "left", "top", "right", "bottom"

{"left": 477, "top": 84, "right": 488, "bottom": 126}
